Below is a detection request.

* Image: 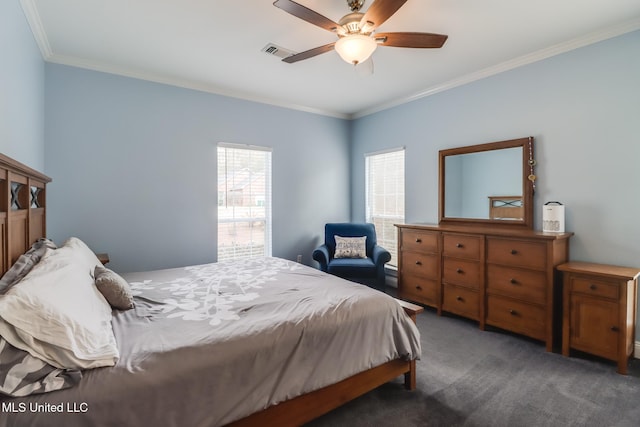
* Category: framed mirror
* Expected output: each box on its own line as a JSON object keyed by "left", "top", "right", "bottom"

{"left": 439, "top": 137, "right": 535, "bottom": 228}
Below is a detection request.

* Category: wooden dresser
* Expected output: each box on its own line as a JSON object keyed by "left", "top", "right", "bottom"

{"left": 396, "top": 224, "right": 573, "bottom": 351}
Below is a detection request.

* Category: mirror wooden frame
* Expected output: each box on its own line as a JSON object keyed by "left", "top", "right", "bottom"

{"left": 438, "top": 136, "right": 535, "bottom": 229}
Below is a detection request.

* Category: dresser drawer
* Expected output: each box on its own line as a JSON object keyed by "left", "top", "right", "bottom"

{"left": 486, "top": 265, "right": 547, "bottom": 304}
{"left": 442, "top": 257, "right": 481, "bottom": 289}
{"left": 486, "top": 295, "right": 545, "bottom": 341}
{"left": 570, "top": 277, "right": 618, "bottom": 300}
{"left": 399, "top": 275, "right": 439, "bottom": 307}
{"left": 402, "top": 251, "right": 439, "bottom": 279}
{"left": 401, "top": 230, "right": 438, "bottom": 253}
{"left": 442, "top": 234, "right": 482, "bottom": 260}
{"left": 487, "top": 238, "right": 546, "bottom": 270}
{"left": 442, "top": 284, "right": 479, "bottom": 320}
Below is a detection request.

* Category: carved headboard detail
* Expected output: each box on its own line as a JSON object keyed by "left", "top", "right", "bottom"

{"left": 488, "top": 196, "right": 524, "bottom": 220}
{"left": 0, "top": 153, "right": 52, "bottom": 276}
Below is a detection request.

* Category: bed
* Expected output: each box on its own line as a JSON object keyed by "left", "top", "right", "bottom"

{"left": 0, "top": 154, "right": 422, "bottom": 426}
{"left": 488, "top": 195, "right": 524, "bottom": 220}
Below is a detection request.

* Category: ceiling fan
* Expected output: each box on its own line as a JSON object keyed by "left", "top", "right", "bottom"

{"left": 273, "top": 0, "right": 448, "bottom": 65}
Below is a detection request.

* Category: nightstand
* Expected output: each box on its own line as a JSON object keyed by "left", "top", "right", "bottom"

{"left": 558, "top": 262, "right": 639, "bottom": 374}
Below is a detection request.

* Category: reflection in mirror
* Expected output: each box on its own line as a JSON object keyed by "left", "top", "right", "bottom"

{"left": 444, "top": 147, "right": 522, "bottom": 219}
{"left": 438, "top": 137, "right": 534, "bottom": 229}
{"left": 488, "top": 196, "right": 523, "bottom": 220}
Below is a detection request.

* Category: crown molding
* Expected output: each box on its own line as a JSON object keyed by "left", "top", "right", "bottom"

{"left": 352, "top": 18, "right": 640, "bottom": 119}
{"left": 20, "top": 0, "right": 52, "bottom": 59}
{"left": 19, "top": 1, "right": 348, "bottom": 120}
{"left": 19, "top": 0, "right": 640, "bottom": 121}
{"left": 44, "top": 53, "right": 352, "bottom": 120}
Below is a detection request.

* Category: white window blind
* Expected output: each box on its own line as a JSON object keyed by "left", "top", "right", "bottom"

{"left": 365, "top": 148, "right": 405, "bottom": 268}
{"left": 217, "top": 143, "right": 272, "bottom": 261}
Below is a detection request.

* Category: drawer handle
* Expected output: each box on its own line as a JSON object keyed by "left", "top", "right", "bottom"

{"left": 510, "top": 278, "right": 518, "bottom": 285}
{"left": 456, "top": 243, "right": 463, "bottom": 248}
{"left": 611, "top": 326, "right": 619, "bottom": 332}
{"left": 415, "top": 238, "right": 422, "bottom": 243}
{"left": 456, "top": 296, "right": 463, "bottom": 301}
{"left": 416, "top": 286, "right": 422, "bottom": 291}
{"left": 589, "top": 284, "right": 597, "bottom": 290}
{"left": 509, "top": 309, "right": 518, "bottom": 316}
{"left": 510, "top": 249, "right": 518, "bottom": 255}
{"left": 415, "top": 261, "right": 422, "bottom": 266}
{"left": 456, "top": 268, "right": 463, "bottom": 274}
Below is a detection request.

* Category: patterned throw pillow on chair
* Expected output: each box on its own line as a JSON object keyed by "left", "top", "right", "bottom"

{"left": 334, "top": 236, "right": 367, "bottom": 259}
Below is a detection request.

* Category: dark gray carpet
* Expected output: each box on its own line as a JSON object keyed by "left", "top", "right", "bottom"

{"left": 306, "top": 305, "right": 640, "bottom": 427}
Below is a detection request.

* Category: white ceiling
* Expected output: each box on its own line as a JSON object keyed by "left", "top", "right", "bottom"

{"left": 22, "top": 0, "right": 640, "bottom": 119}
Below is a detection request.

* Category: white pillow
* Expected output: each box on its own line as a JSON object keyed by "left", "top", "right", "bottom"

{"left": 61, "top": 237, "right": 104, "bottom": 277}
{"left": 0, "top": 239, "right": 119, "bottom": 370}
{"left": 334, "top": 235, "right": 367, "bottom": 259}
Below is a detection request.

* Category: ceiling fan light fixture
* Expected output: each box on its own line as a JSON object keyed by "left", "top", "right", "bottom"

{"left": 335, "top": 34, "right": 377, "bottom": 65}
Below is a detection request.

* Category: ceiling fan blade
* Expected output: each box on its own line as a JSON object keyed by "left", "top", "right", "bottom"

{"left": 282, "top": 43, "right": 336, "bottom": 63}
{"left": 375, "top": 32, "right": 448, "bottom": 48}
{"left": 359, "top": 0, "right": 408, "bottom": 30}
{"left": 273, "top": 0, "right": 341, "bottom": 33}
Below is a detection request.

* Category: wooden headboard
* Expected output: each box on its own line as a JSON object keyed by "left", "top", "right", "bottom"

{"left": 0, "top": 153, "right": 52, "bottom": 276}
{"left": 488, "top": 196, "right": 524, "bottom": 220}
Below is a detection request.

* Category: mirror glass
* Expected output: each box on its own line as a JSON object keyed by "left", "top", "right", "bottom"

{"left": 439, "top": 137, "right": 534, "bottom": 228}
{"left": 444, "top": 147, "right": 522, "bottom": 219}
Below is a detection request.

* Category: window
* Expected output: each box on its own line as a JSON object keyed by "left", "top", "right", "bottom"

{"left": 365, "top": 148, "right": 405, "bottom": 268}
{"left": 217, "top": 143, "right": 272, "bottom": 261}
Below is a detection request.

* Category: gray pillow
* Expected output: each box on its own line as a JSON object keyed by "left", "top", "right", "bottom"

{"left": 94, "top": 266, "right": 135, "bottom": 310}
{"left": 0, "top": 238, "right": 57, "bottom": 295}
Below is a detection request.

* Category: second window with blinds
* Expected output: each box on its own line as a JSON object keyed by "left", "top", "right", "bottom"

{"left": 365, "top": 148, "right": 405, "bottom": 268}
{"left": 217, "top": 143, "right": 272, "bottom": 261}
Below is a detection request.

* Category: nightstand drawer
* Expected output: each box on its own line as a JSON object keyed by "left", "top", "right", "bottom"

{"left": 486, "top": 295, "right": 545, "bottom": 341}
{"left": 402, "top": 251, "right": 439, "bottom": 279}
{"left": 442, "top": 257, "right": 481, "bottom": 289}
{"left": 487, "top": 238, "right": 546, "bottom": 270}
{"left": 442, "top": 234, "right": 482, "bottom": 260}
{"left": 571, "top": 277, "right": 618, "bottom": 300}
{"left": 442, "top": 284, "right": 479, "bottom": 320}
{"left": 401, "top": 230, "right": 438, "bottom": 253}
{"left": 487, "top": 264, "right": 546, "bottom": 304}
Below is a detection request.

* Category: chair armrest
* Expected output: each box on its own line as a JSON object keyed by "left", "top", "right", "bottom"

{"left": 312, "top": 245, "right": 331, "bottom": 272}
{"left": 371, "top": 245, "right": 391, "bottom": 266}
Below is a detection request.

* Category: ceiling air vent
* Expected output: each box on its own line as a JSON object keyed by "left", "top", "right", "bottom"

{"left": 261, "top": 43, "right": 297, "bottom": 60}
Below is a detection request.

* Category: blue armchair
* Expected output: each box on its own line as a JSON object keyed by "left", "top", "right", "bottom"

{"left": 312, "top": 223, "right": 391, "bottom": 291}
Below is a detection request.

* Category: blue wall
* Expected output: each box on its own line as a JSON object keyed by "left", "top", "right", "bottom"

{"left": 45, "top": 65, "right": 351, "bottom": 272}
{"left": 0, "top": 0, "right": 45, "bottom": 169}
{"left": 351, "top": 30, "right": 640, "bottom": 269}
{"left": 43, "top": 31, "right": 640, "bottom": 273}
